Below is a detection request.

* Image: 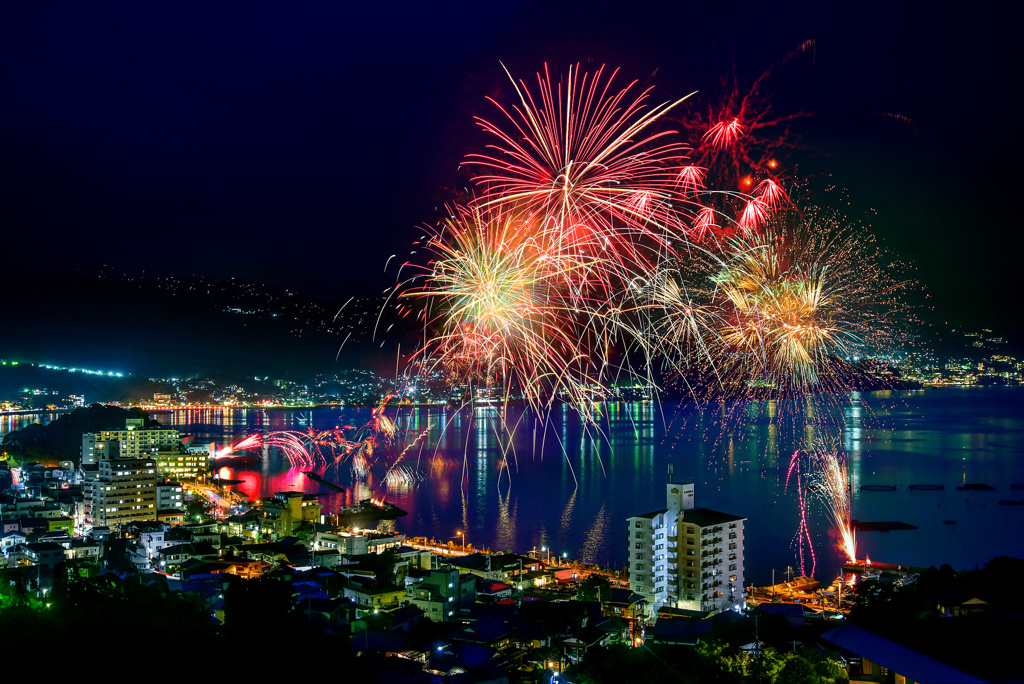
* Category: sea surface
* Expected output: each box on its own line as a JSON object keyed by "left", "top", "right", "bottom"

{"left": 5, "top": 388, "right": 1023, "bottom": 585}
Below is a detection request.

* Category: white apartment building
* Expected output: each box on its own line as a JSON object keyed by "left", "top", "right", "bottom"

{"left": 627, "top": 482, "right": 746, "bottom": 616}
{"left": 85, "top": 455, "right": 158, "bottom": 528}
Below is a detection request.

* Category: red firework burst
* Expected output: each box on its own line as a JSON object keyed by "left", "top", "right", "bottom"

{"left": 465, "top": 63, "right": 696, "bottom": 275}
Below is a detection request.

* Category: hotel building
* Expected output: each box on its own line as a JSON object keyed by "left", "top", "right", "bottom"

{"left": 627, "top": 482, "right": 746, "bottom": 616}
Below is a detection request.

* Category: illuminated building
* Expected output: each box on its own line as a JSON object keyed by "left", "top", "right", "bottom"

{"left": 82, "top": 418, "right": 180, "bottom": 465}
{"left": 406, "top": 566, "right": 476, "bottom": 621}
{"left": 83, "top": 453, "right": 158, "bottom": 528}
{"left": 156, "top": 481, "right": 184, "bottom": 512}
{"left": 82, "top": 418, "right": 205, "bottom": 479}
{"left": 258, "top": 491, "right": 323, "bottom": 537}
{"left": 627, "top": 482, "right": 746, "bottom": 616}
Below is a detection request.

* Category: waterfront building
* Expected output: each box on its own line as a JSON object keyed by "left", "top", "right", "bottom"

{"left": 81, "top": 418, "right": 179, "bottom": 464}
{"left": 627, "top": 482, "right": 746, "bottom": 616}
{"left": 82, "top": 419, "right": 206, "bottom": 479}
{"left": 314, "top": 527, "right": 370, "bottom": 555}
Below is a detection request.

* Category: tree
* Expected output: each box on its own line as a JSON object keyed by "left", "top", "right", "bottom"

{"left": 577, "top": 573, "right": 612, "bottom": 603}
{"left": 775, "top": 654, "right": 820, "bottom": 684}
{"left": 185, "top": 497, "right": 212, "bottom": 522}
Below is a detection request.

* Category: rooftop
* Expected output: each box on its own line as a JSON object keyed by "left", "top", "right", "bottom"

{"left": 681, "top": 508, "right": 745, "bottom": 527}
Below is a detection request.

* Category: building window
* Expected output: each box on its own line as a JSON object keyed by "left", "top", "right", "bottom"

{"left": 729, "top": 543, "right": 737, "bottom": 550}
{"left": 635, "top": 542, "right": 642, "bottom": 549}
{"left": 635, "top": 522, "right": 642, "bottom": 528}
{"left": 729, "top": 564, "right": 737, "bottom": 571}
{"left": 687, "top": 550, "right": 695, "bottom": 556}
{"left": 635, "top": 564, "right": 643, "bottom": 571}
{"left": 635, "top": 553, "right": 643, "bottom": 559}
{"left": 635, "top": 532, "right": 642, "bottom": 539}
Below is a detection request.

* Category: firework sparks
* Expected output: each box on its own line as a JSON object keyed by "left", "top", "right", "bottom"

{"left": 788, "top": 442, "right": 856, "bottom": 569}
{"left": 702, "top": 117, "right": 744, "bottom": 149}
{"left": 648, "top": 203, "right": 918, "bottom": 398}
{"left": 673, "top": 41, "right": 817, "bottom": 237}
{"left": 402, "top": 204, "right": 615, "bottom": 417}
{"left": 466, "top": 63, "right": 696, "bottom": 276}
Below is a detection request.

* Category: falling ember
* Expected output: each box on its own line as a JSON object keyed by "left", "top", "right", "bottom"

{"left": 738, "top": 198, "right": 768, "bottom": 233}
{"left": 676, "top": 165, "right": 707, "bottom": 193}
{"left": 703, "top": 117, "right": 745, "bottom": 149}
{"left": 690, "top": 206, "right": 717, "bottom": 242}
{"left": 754, "top": 178, "right": 787, "bottom": 211}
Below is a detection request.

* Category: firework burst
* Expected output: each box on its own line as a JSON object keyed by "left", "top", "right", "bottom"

{"left": 673, "top": 41, "right": 817, "bottom": 239}
{"left": 466, "top": 63, "right": 696, "bottom": 277}
{"left": 647, "top": 203, "right": 917, "bottom": 398}
{"left": 402, "top": 204, "right": 610, "bottom": 416}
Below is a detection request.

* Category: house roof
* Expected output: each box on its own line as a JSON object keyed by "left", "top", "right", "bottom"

{"left": 630, "top": 509, "right": 668, "bottom": 520}
{"left": 451, "top": 617, "right": 513, "bottom": 645}
{"left": 822, "top": 624, "right": 985, "bottom": 684}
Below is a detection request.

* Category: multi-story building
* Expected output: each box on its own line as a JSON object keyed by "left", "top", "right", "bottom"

{"left": 156, "top": 481, "right": 184, "bottom": 512}
{"left": 82, "top": 418, "right": 181, "bottom": 465}
{"left": 406, "top": 566, "right": 476, "bottom": 621}
{"left": 85, "top": 454, "right": 158, "bottom": 528}
{"left": 258, "top": 491, "right": 323, "bottom": 538}
{"left": 82, "top": 419, "right": 207, "bottom": 479}
{"left": 627, "top": 482, "right": 746, "bottom": 616}
{"left": 80, "top": 420, "right": 160, "bottom": 529}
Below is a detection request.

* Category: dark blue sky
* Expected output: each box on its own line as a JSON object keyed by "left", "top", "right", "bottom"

{"left": 3, "top": 0, "right": 1022, "bottom": 333}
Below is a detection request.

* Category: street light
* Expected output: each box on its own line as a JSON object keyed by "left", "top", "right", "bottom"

{"left": 456, "top": 530, "right": 465, "bottom": 554}
{"left": 542, "top": 546, "right": 550, "bottom": 564}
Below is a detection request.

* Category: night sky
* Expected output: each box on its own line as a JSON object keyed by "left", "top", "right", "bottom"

{"left": 3, "top": 1, "right": 1022, "bottom": 336}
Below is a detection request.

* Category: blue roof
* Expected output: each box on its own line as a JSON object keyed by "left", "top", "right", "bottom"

{"left": 822, "top": 625, "right": 985, "bottom": 684}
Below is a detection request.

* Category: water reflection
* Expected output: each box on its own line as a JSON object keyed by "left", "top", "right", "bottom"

{"left": 2, "top": 390, "right": 1015, "bottom": 584}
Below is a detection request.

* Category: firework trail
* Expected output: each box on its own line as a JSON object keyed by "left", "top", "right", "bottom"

{"left": 811, "top": 445, "right": 856, "bottom": 564}
{"left": 220, "top": 397, "right": 428, "bottom": 484}
{"left": 785, "top": 450, "right": 817, "bottom": 577}
{"left": 787, "top": 442, "right": 856, "bottom": 573}
{"left": 214, "top": 433, "right": 262, "bottom": 459}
